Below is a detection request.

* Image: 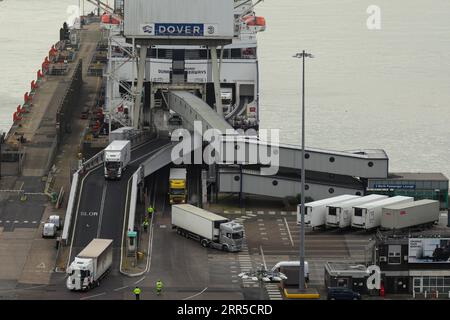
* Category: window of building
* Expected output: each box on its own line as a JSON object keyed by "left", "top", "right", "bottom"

{"left": 388, "top": 245, "right": 401, "bottom": 264}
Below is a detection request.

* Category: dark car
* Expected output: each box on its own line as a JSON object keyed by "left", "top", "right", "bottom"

{"left": 327, "top": 287, "right": 361, "bottom": 300}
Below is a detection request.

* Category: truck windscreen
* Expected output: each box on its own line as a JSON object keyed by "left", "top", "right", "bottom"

{"left": 105, "top": 162, "right": 120, "bottom": 170}
{"left": 232, "top": 231, "right": 243, "bottom": 239}
{"left": 354, "top": 208, "right": 363, "bottom": 217}
{"left": 328, "top": 207, "right": 337, "bottom": 216}
{"left": 170, "top": 188, "right": 185, "bottom": 195}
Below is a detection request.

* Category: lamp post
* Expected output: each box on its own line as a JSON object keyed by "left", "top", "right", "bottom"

{"left": 293, "top": 50, "right": 314, "bottom": 290}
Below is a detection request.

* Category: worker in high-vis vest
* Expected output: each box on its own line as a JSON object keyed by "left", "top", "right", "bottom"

{"left": 143, "top": 219, "right": 149, "bottom": 232}
{"left": 147, "top": 206, "right": 154, "bottom": 217}
{"left": 133, "top": 286, "right": 142, "bottom": 300}
{"left": 156, "top": 280, "right": 163, "bottom": 295}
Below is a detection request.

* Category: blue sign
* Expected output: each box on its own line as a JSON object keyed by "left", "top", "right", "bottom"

{"left": 155, "top": 23, "right": 204, "bottom": 36}
{"left": 373, "top": 184, "right": 416, "bottom": 190}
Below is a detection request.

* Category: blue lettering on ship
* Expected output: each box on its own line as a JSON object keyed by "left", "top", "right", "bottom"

{"left": 155, "top": 23, "right": 204, "bottom": 36}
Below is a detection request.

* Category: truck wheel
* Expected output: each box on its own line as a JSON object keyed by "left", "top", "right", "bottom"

{"left": 222, "top": 245, "right": 228, "bottom": 252}
{"left": 176, "top": 229, "right": 181, "bottom": 235}
{"left": 201, "top": 239, "right": 208, "bottom": 248}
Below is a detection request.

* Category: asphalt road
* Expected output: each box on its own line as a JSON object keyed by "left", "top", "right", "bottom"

{"left": 68, "top": 138, "right": 171, "bottom": 268}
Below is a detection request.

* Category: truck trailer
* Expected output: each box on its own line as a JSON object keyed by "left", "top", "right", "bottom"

{"left": 66, "top": 238, "right": 113, "bottom": 291}
{"left": 299, "top": 195, "right": 360, "bottom": 228}
{"left": 351, "top": 196, "right": 414, "bottom": 230}
{"left": 325, "top": 194, "right": 388, "bottom": 228}
{"left": 104, "top": 140, "right": 131, "bottom": 180}
{"left": 381, "top": 199, "right": 440, "bottom": 230}
{"left": 169, "top": 168, "right": 187, "bottom": 204}
{"left": 171, "top": 204, "right": 243, "bottom": 252}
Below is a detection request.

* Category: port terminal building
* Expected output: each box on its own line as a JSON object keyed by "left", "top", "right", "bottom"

{"left": 367, "top": 173, "right": 449, "bottom": 210}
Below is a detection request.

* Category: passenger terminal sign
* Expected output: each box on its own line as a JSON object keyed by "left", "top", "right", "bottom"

{"left": 408, "top": 238, "right": 450, "bottom": 264}
{"left": 141, "top": 23, "right": 219, "bottom": 37}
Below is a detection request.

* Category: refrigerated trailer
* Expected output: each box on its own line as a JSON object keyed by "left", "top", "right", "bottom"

{"left": 351, "top": 196, "right": 414, "bottom": 230}
{"left": 381, "top": 199, "right": 440, "bottom": 230}
{"left": 104, "top": 140, "right": 131, "bottom": 180}
{"left": 66, "top": 239, "right": 113, "bottom": 291}
{"left": 299, "top": 195, "right": 360, "bottom": 228}
{"left": 172, "top": 204, "right": 243, "bottom": 252}
{"left": 325, "top": 194, "right": 388, "bottom": 228}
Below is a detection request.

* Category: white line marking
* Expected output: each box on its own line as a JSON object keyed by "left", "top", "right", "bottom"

{"left": 80, "top": 292, "right": 106, "bottom": 300}
{"left": 32, "top": 221, "right": 37, "bottom": 224}
{"left": 134, "top": 276, "right": 146, "bottom": 284}
{"left": 284, "top": 217, "right": 294, "bottom": 247}
{"left": 269, "top": 211, "right": 276, "bottom": 215}
{"left": 97, "top": 182, "right": 108, "bottom": 237}
{"left": 182, "top": 287, "right": 208, "bottom": 300}
{"left": 23, "top": 221, "right": 28, "bottom": 223}
{"left": 14, "top": 220, "right": 19, "bottom": 224}
{"left": 113, "top": 285, "right": 129, "bottom": 292}
{"left": 5, "top": 221, "right": 10, "bottom": 223}
{"left": 260, "top": 246, "right": 267, "bottom": 270}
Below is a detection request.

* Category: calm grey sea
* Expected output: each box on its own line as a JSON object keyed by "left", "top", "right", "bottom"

{"left": 0, "top": 0, "right": 449, "bottom": 178}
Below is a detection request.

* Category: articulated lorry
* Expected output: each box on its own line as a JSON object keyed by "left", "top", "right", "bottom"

{"left": 381, "top": 199, "right": 440, "bottom": 230}
{"left": 66, "top": 238, "right": 113, "bottom": 291}
{"left": 172, "top": 204, "right": 243, "bottom": 252}
{"left": 169, "top": 168, "right": 187, "bottom": 204}
{"left": 299, "top": 195, "right": 360, "bottom": 228}
{"left": 325, "top": 194, "right": 388, "bottom": 228}
{"left": 351, "top": 196, "right": 414, "bottom": 230}
{"left": 104, "top": 140, "right": 131, "bottom": 180}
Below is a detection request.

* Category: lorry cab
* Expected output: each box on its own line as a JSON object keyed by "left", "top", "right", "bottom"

{"left": 219, "top": 221, "right": 244, "bottom": 252}
{"left": 66, "top": 258, "right": 94, "bottom": 291}
{"left": 220, "top": 88, "right": 233, "bottom": 113}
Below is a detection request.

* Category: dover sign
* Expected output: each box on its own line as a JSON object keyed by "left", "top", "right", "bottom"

{"left": 141, "top": 23, "right": 218, "bottom": 37}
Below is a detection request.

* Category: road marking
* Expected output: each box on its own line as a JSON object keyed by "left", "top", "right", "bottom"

{"left": 14, "top": 220, "right": 19, "bottom": 224}
{"left": 80, "top": 292, "right": 106, "bottom": 300}
{"left": 260, "top": 246, "right": 267, "bottom": 269}
{"left": 234, "top": 210, "right": 241, "bottom": 214}
{"left": 284, "top": 217, "right": 294, "bottom": 247}
{"left": 97, "top": 182, "right": 108, "bottom": 238}
{"left": 260, "top": 232, "right": 267, "bottom": 235}
{"left": 257, "top": 211, "right": 264, "bottom": 215}
{"left": 441, "top": 213, "right": 447, "bottom": 217}
{"left": 281, "top": 211, "right": 286, "bottom": 215}
{"left": 32, "top": 221, "right": 37, "bottom": 224}
{"left": 269, "top": 211, "right": 276, "bottom": 215}
{"left": 134, "top": 276, "right": 146, "bottom": 284}
{"left": 36, "top": 262, "right": 45, "bottom": 269}
{"left": 5, "top": 220, "right": 10, "bottom": 223}
{"left": 224, "top": 210, "right": 229, "bottom": 214}
{"left": 114, "top": 285, "right": 129, "bottom": 292}
{"left": 23, "top": 220, "right": 28, "bottom": 223}
{"left": 182, "top": 287, "right": 208, "bottom": 300}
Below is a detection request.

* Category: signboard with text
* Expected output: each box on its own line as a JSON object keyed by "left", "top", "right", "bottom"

{"left": 408, "top": 238, "right": 450, "bottom": 263}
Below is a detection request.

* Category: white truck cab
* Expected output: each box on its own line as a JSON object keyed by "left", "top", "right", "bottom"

{"left": 66, "top": 257, "right": 95, "bottom": 291}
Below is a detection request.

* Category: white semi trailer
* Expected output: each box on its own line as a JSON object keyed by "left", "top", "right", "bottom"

{"left": 325, "top": 194, "right": 388, "bottom": 228}
{"left": 351, "top": 196, "right": 414, "bottom": 230}
{"left": 104, "top": 140, "right": 131, "bottom": 180}
{"left": 66, "top": 239, "right": 113, "bottom": 291}
{"left": 381, "top": 199, "right": 440, "bottom": 230}
{"left": 299, "top": 195, "right": 360, "bottom": 228}
{"left": 172, "top": 204, "right": 244, "bottom": 252}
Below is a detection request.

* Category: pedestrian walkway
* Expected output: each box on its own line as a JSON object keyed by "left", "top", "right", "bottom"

{"left": 265, "top": 283, "right": 283, "bottom": 300}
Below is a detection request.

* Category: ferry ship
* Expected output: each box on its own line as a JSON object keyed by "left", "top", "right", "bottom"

{"left": 101, "top": 0, "right": 266, "bottom": 132}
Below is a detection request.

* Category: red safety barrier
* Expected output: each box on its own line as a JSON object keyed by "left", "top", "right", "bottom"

{"left": 13, "top": 111, "right": 22, "bottom": 122}
{"left": 31, "top": 80, "right": 37, "bottom": 90}
{"left": 37, "top": 69, "right": 43, "bottom": 79}
{"left": 24, "top": 92, "right": 29, "bottom": 103}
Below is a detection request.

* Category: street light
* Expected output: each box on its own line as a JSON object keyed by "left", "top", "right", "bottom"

{"left": 293, "top": 50, "right": 314, "bottom": 290}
